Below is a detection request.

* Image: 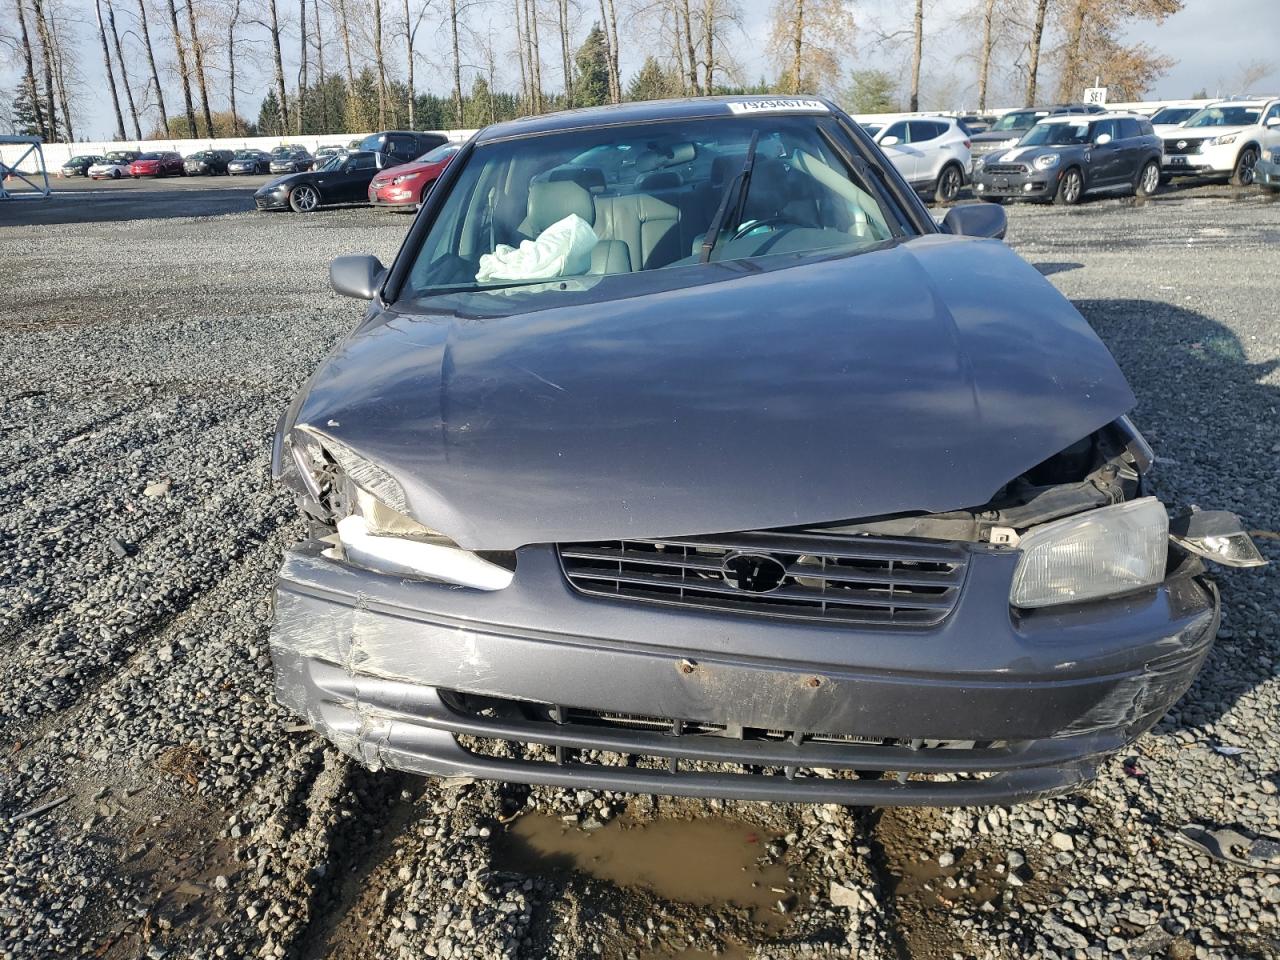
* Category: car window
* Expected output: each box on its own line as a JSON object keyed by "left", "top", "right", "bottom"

{"left": 1149, "top": 106, "right": 1197, "bottom": 125}
{"left": 907, "top": 121, "right": 941, "bottom": 143}
{"left": 347, "top": 153, "right": 377, "bottom": 171}
{"left": 1184, "top": 105, "right": 1262, "bottom": 127}
{"left": 1118, "top": 118, "right": 1142, "bottom": 139}
{"left": 417, "top": 143, "right": 461, "bottom": 164}
{"left": 1019, "top": 121, "right": 1091, "bottom": 146}
{"left": 404, "top": 114, "right": 902, "bottom": 300}
{"left": 1265, "top": 103, "right": 1280, "bottom": 124}
{"left": 1093, "top": 119, "right": 1121, "bottom": 141}
{"left": 881, "top": 121, "right": 909, "bottom": 143}
{"left": 990, "top": 110, "right": 1038, "bottom": 132}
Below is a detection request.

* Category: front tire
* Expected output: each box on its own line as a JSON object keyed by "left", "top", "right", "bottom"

{"left": 933, "top": 164, "right": 963, "bottom": 204}
{"left": 289, "top": 184, "right": 320, "bottom": 212}
{"left": 112, "top": 170, "right": 121, "bottom": 179}
{"left": 1054, "top": 167, "right": 1084, "bottom": 205}
{"left": 1230, "top": 147, "right": 1258, "bottom": 187}
{"left": 1135, "top": 160, "right": 1161, "bottom": 198}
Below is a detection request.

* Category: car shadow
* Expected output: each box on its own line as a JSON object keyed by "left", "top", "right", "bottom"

{"left": 1074, "top": 297, "right": 1279, "bottom": 733}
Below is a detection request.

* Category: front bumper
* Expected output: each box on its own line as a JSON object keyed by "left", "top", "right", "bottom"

{"left": 1163, "top": 142, "right": 1236, "bottom": 177}
{"left": 368, "top": 187, "right": 418, "bottom": 208}
{"left": 270, "top": 540, "right": 1219, "bottom": 806}
{"left": 254, "top": 190, "right": 289, "bottom": 210}
{"left": 1255, "top": 155, "right": 1280, "bottom": 188}
{"left": 972, "top": 168, "right": 1058, "bottom": 201}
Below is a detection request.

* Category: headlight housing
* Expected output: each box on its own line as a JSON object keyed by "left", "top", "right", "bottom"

{"left": 1208, "top": 134, "right": 1238, "bottom": 146}
{"left": 1033, "top": 153, "right": 1060, "bottom": 170}
{"left": 391, "top": 172, "right": 422, "bottom": 185}
{"left": 1010, "top": 497, "right": 1168, "bottom": 609}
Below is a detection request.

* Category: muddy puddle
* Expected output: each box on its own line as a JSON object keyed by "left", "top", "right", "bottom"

{"left": 494, "top": 813, "right": 798, "bottom": 929}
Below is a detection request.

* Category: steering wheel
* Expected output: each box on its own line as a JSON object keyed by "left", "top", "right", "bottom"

{"left": 731, "top": 216, "right": 797, "bottom": 242}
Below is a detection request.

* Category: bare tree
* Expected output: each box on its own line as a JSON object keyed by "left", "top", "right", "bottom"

{"left": 94, "top": 0, "right": 127, "bottom": 139}
{"left": 165, "top": 0, "right": 198, "bottom": 134}
{"left": 373, "top": 0, "right": 388, "bottom": 126}
{"left": 554, "top": 0, "right": 572, "bottom": 106}
{"left": 1054, "top": 0, "right": 1182, "bottom": 103}
{"left": 403, "top": 0, "right": 431, "bottom": 127}
{"left": 136, "top": 0, "right": 169, "bottom": 132}
{"left": 107, "top": 0, "right": 143, "bottom": 137}
{"left": 47, "top": 11, "right": 75, "bottom": 140}
{"left": 296, "top": 0, "right": 307, "bottom": 132}
{"left": 525, "top": 0, "right": 543, "bottom": 111}
{"left": 185, "top": 0, "right": 215, "bottom": 134}
{"left": 30, "top": 0, "right": 59, "bottom": 137}
{"left": 975, "top": 0, "right": 996, "bottom": 111}
{"left": 768, "top": 0, "right": 851, "bottom": 94}
{"left": 1025, "top": 0, "right": 1048, "bottom": 105}
{"left": 14, "top": 0, "right": 48, "bottom": 139}
{"left": 265, "top": 0, "right": 289, "bottom": 132}
{"left": 227, "top": 0, "right": 241, "bottom": 133}
{"left": 694, "top": 0, "right": 742, "bottom": 96}
{"left": 679, "top": 0, "right": 696, "bottom": 95}
{"left": 512, "top": 0, "right": 529, "bottom": 108}
{"left": 603, "top": 0, "right": 620, "bottom": 102}
{"left": 908, "top": 0, "right": 923, "bottom": 110}
{"left": 313, "top": 0, "right": 328, "bottom": 128}
{"left": 1233, "top": 59, "right": 1274, "bottom": 95}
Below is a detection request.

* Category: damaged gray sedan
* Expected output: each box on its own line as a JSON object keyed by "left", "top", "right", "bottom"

{"left": 269, "top": 96, "right": 1266, "bottom": 806}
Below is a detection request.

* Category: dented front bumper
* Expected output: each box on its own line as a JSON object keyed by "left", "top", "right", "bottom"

{"left": 269, "top": 540, "right": 1219, "bottom": 806}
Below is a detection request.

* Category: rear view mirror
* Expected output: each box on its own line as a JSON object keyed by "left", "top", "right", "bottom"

{"left": 330, "top": 255, "right": 386, "bottom": 300}
{"left": 941, "top": 203, "right": 1007, "bottom": 240}
{"left": 1095, "top": 133, "right": 1113, "bottom": 145}
{"left": 880, "top": 135, "right": 900, "bottom": 147}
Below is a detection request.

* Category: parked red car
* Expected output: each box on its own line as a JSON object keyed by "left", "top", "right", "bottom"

{"left": 367, "top": 142, "right": 461, "bottom": 210}
{"left": 129, "top": 151, "right": 185, "bottom": 178}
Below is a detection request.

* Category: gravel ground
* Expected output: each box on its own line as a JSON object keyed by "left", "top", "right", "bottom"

{"left": 1, "top": 184, "right": 1278, "bottom": 960}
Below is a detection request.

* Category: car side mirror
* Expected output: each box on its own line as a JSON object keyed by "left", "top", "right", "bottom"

{"left": 941, "top": 203, "right": 1007, "bottom": 240}
{"left": 1095, "top": 133, "right": 1113, "bottom": 145}
{"left": 330, "top": 255, "right": 386, "bottom": 300}
{"left": 880, "top": 135, "right": 900, "bottom": 146}
{"left": 1267, "top": 117, "right": 1280, "bottom": 128}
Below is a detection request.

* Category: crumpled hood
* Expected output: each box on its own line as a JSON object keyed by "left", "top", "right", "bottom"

{"left": 293, "top": 236, "right": 1135, "bottom": 550}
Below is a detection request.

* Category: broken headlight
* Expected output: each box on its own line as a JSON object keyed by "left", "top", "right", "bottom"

{"left": 1010, "top": 497, "right": 1168, "bottom": 609}
{"left": 292, "top": 427, "right": 514, "bottom": 590}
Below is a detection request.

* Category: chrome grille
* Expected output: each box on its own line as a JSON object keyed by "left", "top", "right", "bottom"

{"left": 1164, "top": 137, "right": 1206, "bottom": 155}
{"left": 559, "top": 531, "right": 968, "bottom": 626}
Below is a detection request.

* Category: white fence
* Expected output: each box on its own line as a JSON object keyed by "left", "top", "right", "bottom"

{"left": 0, "top": 130, "right": 476, "bottom": 173}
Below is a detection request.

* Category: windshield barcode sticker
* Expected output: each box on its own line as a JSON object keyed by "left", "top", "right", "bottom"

{"left": 727, "top": 99, "right": 828, "bottom": 115}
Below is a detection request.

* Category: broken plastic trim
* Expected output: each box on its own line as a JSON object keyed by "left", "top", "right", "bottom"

{"left": 1170, "top": 509, "right": 1268, "bottom": 569}
{"left": 335, "top": 514, "right": 515, "bottom": 590}
{"left": 293, "top": 425, "right": 410, "bottom": 514}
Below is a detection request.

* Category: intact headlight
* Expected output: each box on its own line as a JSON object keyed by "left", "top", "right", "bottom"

{"left": 1010, "top": 497, "right": 1168, "bottom": 609}
{"left": 1208, "top": 134, "right": 1238, "bottom": 146}
{"left": 1033, "top": 154, "right": 1060, "bottom": 170}
{"left": 391, "top": 172, "right": 422, "bottom": 185}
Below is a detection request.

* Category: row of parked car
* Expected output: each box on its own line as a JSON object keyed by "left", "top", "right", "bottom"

{"left": 860, "top": 95, "right": 1280, "bottom": 205}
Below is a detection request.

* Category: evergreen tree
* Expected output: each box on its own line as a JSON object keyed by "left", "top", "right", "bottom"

{"left": 574, "top": 25, "right": 610, "bottom": 108}
{"left": 844, "top": 70, "right": 899, "bottom": 114}
{"left": 626, "top": 56, "right": 680, "bottom": 102}
{"left": 257, "top": 90, "right": 284, "bottom": 136}
{"left": 11, "top": 87, "right": 43, "bottom": 137}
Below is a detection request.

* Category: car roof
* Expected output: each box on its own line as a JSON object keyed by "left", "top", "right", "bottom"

{"left": 474, "top": 95, "right": 835, "bottom": 143}
{"left": 1037, "top": 111, "right": 1145, "bottom": 123}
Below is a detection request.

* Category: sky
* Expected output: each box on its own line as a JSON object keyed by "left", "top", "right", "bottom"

{"left": 6, "top": 0, "right": 1278, "bottom": 141}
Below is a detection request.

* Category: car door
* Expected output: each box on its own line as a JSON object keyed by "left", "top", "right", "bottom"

{"left": 332, "top": 153, "right": 378, "bottom": 201}
{"left": 1117, "top": 118, "right": 1148, "bottom": 180}
{"left": 908, "top": 121, "right": 947, "bottom": 184}
{"left": 1089, "top": 119, "right": 1123, "bottom": 185}
{"left": 876, "top": 121, "right": 918, "bottom": 182}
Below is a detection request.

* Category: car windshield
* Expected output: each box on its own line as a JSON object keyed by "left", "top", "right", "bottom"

{"left": 137, "top": 153, "right": 161, "bottom": 161}
{"left": 69, "top": 155, "right": 92, "bottom": 163}
{"left": 189, "top": 152, "right": 209, "bottom": 160}
{"left": 320, "top": 153, "right": 345, "bottom": 171}
{"left": 234, "top": 151, "right": 258, "bottom": 159}
{"left": 404, "top": 114, "right": 900, "bottom": 299}
{"left": 1184, "top": 105, "right": 1261, "bottom": 127}
{"left": 105, "top": 153, "right": 130, "bottom": 162}
{"left": 1019, "top": 120, "right": 1092, "bottom": 146}
{"left": 1150, "top": 106, "right": 1198, "bottom": 125}
{"left": 416, "top": 143, "right": 460, "bottom": 163}
{"left": 990, "top": 110, "right": 1040, "bottom": 131}
{"left": 358, "top": 134, "right": 387, "bottom": 152}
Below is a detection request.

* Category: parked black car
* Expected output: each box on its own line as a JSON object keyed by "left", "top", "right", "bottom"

{"left": 311, "top": 145, "right": 345, "bottom": 170}
{"left": 354, "top": 130, "right": 450, "bottom": 168}
{"left": 254, "top": 150, "right": 380, "bottom": 211}
{"left": 228, "top": 150, "right": 272, "bottom": 175}
{"left": 265, "top": 95, "right": 1263, "bottom": 807}
{"left": 60, "top": 154, "right": 104, "bottom": 177}
{"left": 268, "top": 145, "right": 315, "bottom": 174}
{"left": 973, "top": 112, "right": 1163, "bottom": 204}
{"left": 184, "top": 149, "right": 234, "bottom": 175}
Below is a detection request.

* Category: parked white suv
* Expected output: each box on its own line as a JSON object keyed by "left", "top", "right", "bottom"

{"left": 1161, "top": 97, "right": 1280, "bottom": 186}
{"left": 871, "top": 116, "right": 972, "bottom": 203}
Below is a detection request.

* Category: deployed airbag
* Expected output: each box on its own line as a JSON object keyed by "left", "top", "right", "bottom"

{"left": 476, "top": 214, "right": 598, "bottom": 283}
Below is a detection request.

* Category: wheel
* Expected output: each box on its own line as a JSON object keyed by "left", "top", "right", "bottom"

{"left": 289, "top": 184, "right": 320, "bottom": 212}
{"left": 1135, "top": 160, "right": 1161, "bottom": 198}
{"left": 1054, "top": 167, "right": 1084, "bottom": 205}
{"left": 112, "top": 170, "right": 121, "bottom": 179}
{"left": 933, "top": 164, "right": 963, "bottom": 204}
{"left": 1230, "top": 147, "right": 1258, "bottom": 187}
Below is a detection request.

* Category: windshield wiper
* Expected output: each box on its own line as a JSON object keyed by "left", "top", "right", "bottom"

{"left": 699, "top": 129, "right": 760, "bottom": 264}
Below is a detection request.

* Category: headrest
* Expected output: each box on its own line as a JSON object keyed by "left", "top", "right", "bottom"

{"left": 740, "top": 157, "right": 789, "bottom": 222}
{"left": 636, "top": 170, "right": 683, "bottom": 191}
{"left": 635, "top": 142, "right": 697, "bottom": 173}
{"left": 547, "top": 165, "right": 606, "bottom": 193}
{"left": 710, "top": 153, "right": 746, "bottom": 188}
{"left": 527, "top": 179, "right": 594, "bottom": 234}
